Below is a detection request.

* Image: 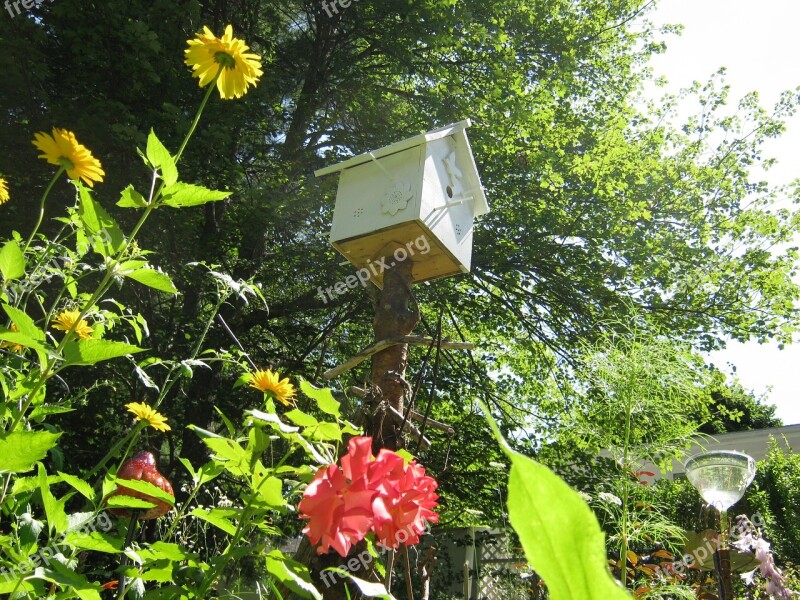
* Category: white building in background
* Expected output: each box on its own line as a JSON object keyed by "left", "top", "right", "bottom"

{"left": 641, "top": 424, "right": 800, "bottom": 485}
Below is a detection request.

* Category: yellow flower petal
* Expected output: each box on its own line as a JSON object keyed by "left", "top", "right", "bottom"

{"left": 32, "top": 129, "right": 105, "bottom": 188}
{"left": 184, "top": 25, "right": 263, "bottom": 100}
{"left": 51, "top": 309, "right": 94, "bottom": 340}
{"left": 248, "top": 369, "right": 296, "bottom": 406}
{"left": 125, "top": 401, "right": 171, "bottom": 432}
{"left": 0, "top": 177, "right": 9, "bottom": 205}
{"left": 1, "top": 324, "right": 25, "bottom": 353}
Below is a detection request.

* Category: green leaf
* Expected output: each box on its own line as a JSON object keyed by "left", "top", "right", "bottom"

{"left": 0, "top": 240, "right": 25, "bottom": 281}
{"left": 304, "top": 422, "right": 342, "bottom": 442}
{"left": 0, "top": 578, "right": 39, "bottom": 594}
{"left": 64, "top": 530, "right": 123, "bottom": 553}
{"left": 105, "top": 495, "right": 157, "bottom": 510}
{"left": 0, "top": 430, "right": 61, "bottom": 473}
{"left": 58, "top": 471, "right": 95, "bottom": 501}
{"left": 0, "top": 330, "right": 50, "bottom": 367}
{"left": 117, "top": 260, "right": 148, "bottom": 274}
{"left": 38, "top": 561, "right": 102, "bottom": 600}
{"left": 203, "top": 437, "right": 248, "bottom": 477}
{"left": 265, "top": 550, "right": 322, "bottom": 600}
{"left": 190, "top": 507, "right": 238, "bottom": 535}
{"left": 62, "top": 339, "right": 144, "bottom": 366}
{"left": 252, "top": 471, "right": 284, "bottom": 508}
{"left": 161, "top": 182, "right": 230, "bottom": 208}
{"left": 141, "top": 541, "right": 193, "bottom": 562}
{"left": 78, "top": 184, "right": 124, "bottom": 256}
{"left": 483, "top": 406, "right": 631, "bottom": 600}
{"left": 285, "top": 409, "right": 318, "bottom": 428}
{"left": 214, "top": 406, "right": 237, "bottom": 436}
{"left": 124, "top": 267, "right": 178, "bottom": 294}
{"left": 324, "top": 569, "right": 396, "bottom": 599}
{"left": 247, "top": 409, "right": 300, "bottom": 434}
{"left": 29, "top": 405, "right": 76, "bottom": 420}
{"left": 39, "top": 463, "right": 69, "bottom": 535}
{"left": 114, "top": 478, "right": 174, "bottom": 506}
{"left": 117, "top": 185, "right": 148, "bottom": 208}
{"left": 3, "top": 304, "right": 44, "bottom": 340}
{"left": 300, "top": 380, "right": 340, "bottom": 416}
{"left": 146, "top": 129, "right": 178, "bottom": 187}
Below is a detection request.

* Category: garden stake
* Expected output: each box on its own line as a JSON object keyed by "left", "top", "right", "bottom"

{"left": 384, "top": 549, "right": 395, "bottom": 592}
{"left": 402, "top": 545, "right": 415, "bottom": 600}
{"left": 117, "top": 510, "right": 140, "bottom": 600}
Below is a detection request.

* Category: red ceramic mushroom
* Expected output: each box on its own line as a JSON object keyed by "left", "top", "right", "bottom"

{"left": 106, "top": 450, "right": 174, "bottom": 520}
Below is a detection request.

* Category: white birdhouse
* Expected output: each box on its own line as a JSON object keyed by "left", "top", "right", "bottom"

{"left": 315, "top": 120, "right": 488, "bottom": 287}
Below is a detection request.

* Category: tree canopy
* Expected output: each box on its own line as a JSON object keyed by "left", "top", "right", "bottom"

{"left": 1, "top": 0, "right": 797, "bottom": 525}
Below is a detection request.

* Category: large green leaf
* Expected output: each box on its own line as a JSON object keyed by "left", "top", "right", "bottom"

{"left": 300, "top": 380, "right": 341, "bottom": 416}
{"left": 62, "top": 339, "right": 144, "bottom": 366}
{"left": 3, "top": 304, "right": 44, "bottom": 340}
{"left": 265, "top": 550, "right": 322, "bottom": 600}
{"left": 190, "top": 507, "right": 238, "bottom": 535}
{"left": 0, "top": 240, "right": 25, "bottom": 281}
{"left": 114, "top": 477, "right": 175, "bottom": 506}
{"left": 105, "top": 495, "right": 157, "bottom": 510}
{"left": 160, "top": 182, "right": 230, "bottom": 208}
{"left": 78, "top": 184, "right": 124, "bottom": 256}
{"left": 58, "top": 471, "right": 95, "bottom": 500}
{"left": 124, "top": 266, "right": 178, "bottom": 294}
{"left": 117, "top": 184, "right": 148, "bottom": 208}
{"left": 0, "top": 330, "right": 50, "bottom": 368}
{"left": 38, "top": 561, "right": 102, "bottom": 600}
{"left": 64, "top": 530, "right": 124, "bottom": 553}
{"left": 39, "top": 463, "right": 69, "bottom": 535}
{"left": 146, "top": 129, "right": 178, "bottom": 187}
{"left": 483, "top": 407, "right": 631, "bottom": 600}
{"left": 0, "top": 430, "right": 61, "bottom": 473}
{"left": 324, "top": 569, "right": 395, "bottom": 599}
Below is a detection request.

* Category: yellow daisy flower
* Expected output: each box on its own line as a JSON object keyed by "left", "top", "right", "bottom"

{"left": 248, "top": 369, "right": 296, "bottom": 406}
{"left": 0, "top": 177, "right": 9, "bottom": 205}
{"left": 32, "top": 128, "right": 105, "bottom": 188}
{"left": 185, "top": 25, "right": 263, "bottom": 100}
{"left": 51, "top": 309, "right": 94, "bottom": 340}
{"left": 1, "top": 324, "right": 25, "bottom": 353}
{"left": 125, "top": 401, "right": 171, "bottom": 432}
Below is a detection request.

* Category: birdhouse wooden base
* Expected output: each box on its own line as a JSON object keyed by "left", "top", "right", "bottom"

{"left": 332, "top": 220, "right": 466, "bottom": 288}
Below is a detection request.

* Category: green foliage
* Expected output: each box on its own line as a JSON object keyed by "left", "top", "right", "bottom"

{"left": 1, "top": 0, "right": 799, "bottom": 597}
{"left": 543, "top": 317, "right": 710, "bottom": 590}
{"left": 747, "top": 440, "right": 800, "bottom": 563}
{"left": 484, "top": 408, "right": 631, "bottom": 600}
{"left": 699, "top": 369, "right": 783, "bottom": 434}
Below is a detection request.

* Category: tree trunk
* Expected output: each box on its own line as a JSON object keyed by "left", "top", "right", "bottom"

{"left": 368, "top": 259, "right": 419, "bottom": 454}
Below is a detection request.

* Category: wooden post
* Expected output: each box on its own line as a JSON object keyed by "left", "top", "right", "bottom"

{"left": 283, "top": 258, "right": 419, "bottom": 600}
{"left": 367, "top": 258, "right": 419, "bottom": 454}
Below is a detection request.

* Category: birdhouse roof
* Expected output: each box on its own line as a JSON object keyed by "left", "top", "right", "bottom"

{"left": 315, "top": 119, "right": 488, "bottom": 216}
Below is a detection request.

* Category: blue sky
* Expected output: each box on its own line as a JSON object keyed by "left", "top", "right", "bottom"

{"left": 646, "top": 0, "right": 800, "bottom": 424}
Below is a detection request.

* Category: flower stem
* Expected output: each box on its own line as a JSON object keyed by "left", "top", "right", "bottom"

{"left": 174, "top": 67, "right": 221, "bottom": 164}
{"left": 117, "top": 511, "right": 140, "bottom": 600}
{"left": 23, "top": 168, "right": 64, "bottom": 253}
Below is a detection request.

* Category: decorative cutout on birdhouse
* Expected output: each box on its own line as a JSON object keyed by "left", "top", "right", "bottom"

{"left": 315, "top": 120, "right": 488, "bottom": 287}
{"left": 381, "top": 182, "right": 413, "bottom": 216}
{"left": 442, "top": 152, "right": 463, "bottom": 189}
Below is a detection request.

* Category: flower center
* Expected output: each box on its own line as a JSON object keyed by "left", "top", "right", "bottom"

{"left": 214, "top": 51, "right": 236, "bottom": 69}
{"left": 58, "top": 156, "right": 75, "bottom": 170}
